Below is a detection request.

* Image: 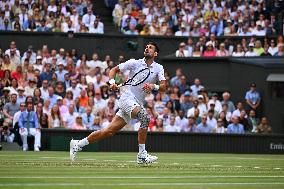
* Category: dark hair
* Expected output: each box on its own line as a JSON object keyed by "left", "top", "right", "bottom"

{"left": 208, "top": 109, "right": 215, "bottom": 114}
{"left": 147, "top": 42, "right": 160, "bottom": 53}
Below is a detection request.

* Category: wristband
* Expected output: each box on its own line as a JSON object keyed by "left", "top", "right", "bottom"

{"left": 154, "top": 84, "right": 160, "bottom": 91}
{"left": 108, "top": 79, "right": 116, "bottom": 85}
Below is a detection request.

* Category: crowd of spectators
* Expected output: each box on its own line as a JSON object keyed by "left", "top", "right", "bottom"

{"left": 0, "top": 41, "right": 273, "bottom": 150}
{"left": 175, "top": 35, "right": 284, "bottom": 57}
{"left": 0, "top": 0, "right": 104, "bottom": 34}
{"left": 112, "top": 0, "right": 282, "bottom": 36}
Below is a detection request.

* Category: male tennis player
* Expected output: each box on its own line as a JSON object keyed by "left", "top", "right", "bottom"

{"left": 70, "top": 42, "right": 166, "bottom": 164}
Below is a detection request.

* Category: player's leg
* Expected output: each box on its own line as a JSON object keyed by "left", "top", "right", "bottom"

{"left": 70, "top": 115, "right": 126, "bottom": 163}
{"left": 85, "top": 115, "right": 126, "bottom": 144}
{"left": 131, "top": 107, "right": 158, "bottom": 164}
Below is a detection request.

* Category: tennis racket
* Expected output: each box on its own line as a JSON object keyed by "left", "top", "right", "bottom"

{"left": 117, "top": 67, "right": 150, "bottom": 88}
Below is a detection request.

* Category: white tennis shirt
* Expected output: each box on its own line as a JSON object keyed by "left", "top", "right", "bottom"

{"left": 118, "top": 58, "right": 166, "bottom": 104}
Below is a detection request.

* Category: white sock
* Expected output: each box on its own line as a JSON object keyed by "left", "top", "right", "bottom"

{"left": 138, "top": 144, "right": 145, "bottom": 153}
{"left": 78, "top": 138, "right": 89, "bottom": 148}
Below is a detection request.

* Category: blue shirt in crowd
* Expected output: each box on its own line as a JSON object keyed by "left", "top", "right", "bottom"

{"left": 227, "top": 123, "right": 245, "bottom": 134}
{"left": 82, "top": 113, "right": 95, "bottom": 130}
{"left": 19, "top": 111, "right": 39, "bottom": 129}
{"left": 245, "top": 90, "right": 261, "bottom": 105}
{"left": 47, "top": 94, "right": 59, "bottom": 109}
{"left": 196, "top": 123, "right": 213, "bottom": 133}
{"left": 55, "top": 70, "right": 68, "bottom": 82}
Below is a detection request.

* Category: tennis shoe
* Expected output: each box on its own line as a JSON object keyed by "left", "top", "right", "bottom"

{"left": 137, "top": 150, "right": 158, "bottom": 164}
{"left": 70, "top": 139, "right": 82, "bottom": 163}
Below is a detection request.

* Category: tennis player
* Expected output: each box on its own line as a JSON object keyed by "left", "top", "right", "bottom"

{"left": 70, "top": 42, "right": 166, "bottom": 164}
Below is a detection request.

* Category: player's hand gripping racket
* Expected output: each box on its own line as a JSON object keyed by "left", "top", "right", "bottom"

{"left": 117, "top": 67, "right": 150, "bottom": 88}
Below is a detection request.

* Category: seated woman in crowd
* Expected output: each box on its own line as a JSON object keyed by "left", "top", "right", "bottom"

{"left": 71, "top": 115, "right": 87, "bottom": 130}
{"left": 33, "top": 88, "right": 44, "bottom": 105}
{"left": 232, "top": 44, "right": 245, "bottom": 57}
{"left": 63, "top": 90, "right": 74, "bottom": 107}
{"left": 48, "top": 104, "right": 64, "bottom": 128}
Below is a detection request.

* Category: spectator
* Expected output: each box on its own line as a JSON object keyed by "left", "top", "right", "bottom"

{"left": 57, "top": 96, "right": 68, "bottom": 116}
{"left": 216, "top": 43, "right": 229, "bottom": 57}
{"left": 248, "top": 109, "right": 259, "bottom": 133}
{"left": 175, "top": 24, "right": 189, "bottom": 36}
{"left": 203, "top": 41, "right": 216, "bottom": 57}
{"left": 181, "top": 116, "right": 197, "bottom": 133}
{"left": 18, "top": 102, "right": 41, "bottom": 151}
{"left": 227, "top": 116, "right": 245, "bottom": 134}
{"left": 192, "top": 45, "right": 202, "bottom": 57}
{"left": 0, "top": 121, "right": 15, "bottom": 143}
{"left": 261, "top": 44, "right": 272, "bottom": 56}
{"left": 175, "top": 42, "right": 189, "bottom": 57}
{"left": 24, "top": 78, "right": 37, "bottom": 96}
{"left": 208, "top": 93, "right": 222, "bottom": 114}
{"left": 91, "top": 116, "right": 102, "bottom": 130}
{"left": 63, "top": 104, "right": 78, "bottom": 129}
{"left": 82, "top": 7, "right": 96, "bottom": 28}
{"left": 3, "top": 93, "right": 19, "bottom": 123}
{"left": 256, "top": 117, "right": 272, "bottom": 134}
{"left": 254, "top": 40, "right": 264, "bottom": 56}
{"left": 16, "top": 87, "right": 26, "bottom": 104}
{"left": 82, "top": 106, "right": 95, "bottom": 130}
{"left": 239, "top": 110, "right": 250, "bottom": 132}
{"left": 164, "top": 115, "right": 180, "bottom": 132}
{"left": 186, "top": 38, "right": 194, "bottom": 57}
{"left": 175, "top": 110, "right": 187, "bottom": 129}
{"left": 180, "top": 91, "right": 193, "bottom": 114}
{"left": 221, "top": 92, "right": 235, "bottom": 113}
{"left": 245, "top": 83, "right": 261, "bottom": 116}
{"left": 213, "top": 118, "right": 226, "bottom": 133}
{"left": 206, "top": 109, "right": 217, "bottom": 128}
{"left": 170, "top": 68, "right": 182, "bottom": 87}
{"left": 89, "top": 18, "right": 104, "bottom": 34}
{"left": 71, "top": 115, "right": 87, "bottom": 130}
{"left": 268, "top": 39, "right": 278, "bottom": 56}
{"left": 94, "top": 89, "right": 107, "bottom": 112}
{"left": 245, "top": 43, "right": 258, "bottom": 57}
{"left": 274, "top": 43, "right": 284, "bottom": 56}
{"left": 39, "top": 62, "right": 53, "bottom": 86}
{"left": 190, "top": 78, "right": 204, "bottom": 98}
{"left": 33, "top": 88, "right": 44, "bottom": 105}
{"left": 48, "top": 105, "right": 63, "bottom": 128}
{"left": 124, "top": 24, "right": 138, "bottom": 35}
{"left": 196, "top": 115, "right": 214, "bottom": 133}
{"left": 35, "top": 103, "right": 48, "bottom": 128}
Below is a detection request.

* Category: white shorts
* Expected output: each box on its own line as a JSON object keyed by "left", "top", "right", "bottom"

{"left": 116, "top": 92, "right": 142, "bottom": 124}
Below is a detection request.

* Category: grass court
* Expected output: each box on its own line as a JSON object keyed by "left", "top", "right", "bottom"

{"left": 0, "top": 151, "right": 283, "bottom": 189}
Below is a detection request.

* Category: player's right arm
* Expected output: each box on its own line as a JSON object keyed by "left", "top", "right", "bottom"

{"left": 108, "top": 59, "right": 135, "bottom": 90}
{"left": 108, "top": 66, "right": 120, "bottom": 91}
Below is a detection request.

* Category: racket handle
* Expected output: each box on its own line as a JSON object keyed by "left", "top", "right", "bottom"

{"left": 117, "top": 84, "right": 123, "bottom": 88}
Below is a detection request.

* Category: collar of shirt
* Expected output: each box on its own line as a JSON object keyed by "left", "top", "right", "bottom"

{"left": 141, "top": 58, "right": 156, "bottom": 68}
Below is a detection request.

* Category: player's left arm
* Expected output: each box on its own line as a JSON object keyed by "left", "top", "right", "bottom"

{"left": 143, "top": 65, "right": 167, "bottom": 93}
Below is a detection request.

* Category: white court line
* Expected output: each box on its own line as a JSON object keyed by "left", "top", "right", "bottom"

{"left": 0, "top": 182, "right": 284, "bottom": 186}
{"left": 1, "top": 176, "right": 284, "bottom": 179}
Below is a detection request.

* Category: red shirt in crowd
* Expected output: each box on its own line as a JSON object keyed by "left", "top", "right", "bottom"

{"left": 11, "top": 71, "right": 22, "bottom": 80}
{"left": 0, "top": 70, "right": 4, "bottom": 79}
{"left": 203, "top": 50, "right": 217, "bottom": 57}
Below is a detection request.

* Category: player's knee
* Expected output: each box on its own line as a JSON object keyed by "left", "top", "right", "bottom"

{"left": 137, "top": 109, "right": 150, "bottom": 128}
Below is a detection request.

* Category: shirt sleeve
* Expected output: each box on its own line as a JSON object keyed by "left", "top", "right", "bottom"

{"left": 34, "top": 112, "right": 39, "bottom": 128}
{"left": 245, "top": 91, "right": 250, "bottom": 100}
{"left": 19, "top": 112, "right": 24, "bottom": 128}
{"left": 157, "top": 65, "right": 166, "bottom": 81}
{"left": 118, "top": 59, "right": 136, "bottom": 73}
